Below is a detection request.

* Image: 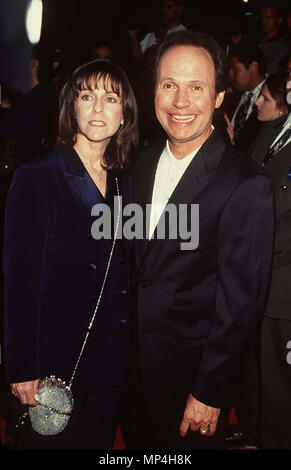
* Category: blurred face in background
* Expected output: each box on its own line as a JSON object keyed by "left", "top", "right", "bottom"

{"left": 260, "top": 7, "right": 282, "bottom": 37}
{"left": 90, "top": 46, "right": 113, "bottom": 60}
{"left": 255, "top": 84, "right": 287, "bottom": 121}
{"left": 229, "top": 56, "right": 253, "bottom": 91}
{"left": 162, "top": 0, "right": 183, "bottom": 27}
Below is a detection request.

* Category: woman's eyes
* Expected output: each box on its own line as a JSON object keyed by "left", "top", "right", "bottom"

{"left": 81, "top": 94, "right": 92, "bottom": 101}
{"left": 105, "top": 96, "right": 118, "bottom": 103}
{"left": 79, "top": 93, "right": 119, "bottom": 102}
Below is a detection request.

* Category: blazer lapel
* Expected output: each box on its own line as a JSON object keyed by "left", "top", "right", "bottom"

{"left": 134, "top": 142, "right": 164, "bottom": 265}
{"left": 250, "top": 115, "right": 287, "bottom": 165}
{"left": 62, "top": 147, "right": 132, "bottom": 255}
{"left": 136, "top": 131, "right": 226, "bottom": 265}
{"left": 63, "top": 146, "right": 107, "bottom": 212}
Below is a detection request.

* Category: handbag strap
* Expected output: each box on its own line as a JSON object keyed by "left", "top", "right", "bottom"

{"left": 68, "top": 177, "right": 121, "bottom": 389}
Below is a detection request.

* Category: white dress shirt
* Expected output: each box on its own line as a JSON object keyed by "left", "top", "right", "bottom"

{"left": 149, "top": 140, "right": 202, "bottom": 239}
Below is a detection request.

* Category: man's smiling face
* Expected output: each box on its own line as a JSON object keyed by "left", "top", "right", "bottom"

{"left": 154, "top": 44, "right": 224, "bottom": 157}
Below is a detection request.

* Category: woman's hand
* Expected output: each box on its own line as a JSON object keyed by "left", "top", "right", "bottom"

{"left": 224, "top": 113, "right": 235, "bottom": 145}
{"left": 11, "top": 379, "right": 40, "bottom": 406}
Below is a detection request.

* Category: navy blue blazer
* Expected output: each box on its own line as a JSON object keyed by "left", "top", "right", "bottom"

{"left": 3, "top": 146, "right": 132, "bottom": 394}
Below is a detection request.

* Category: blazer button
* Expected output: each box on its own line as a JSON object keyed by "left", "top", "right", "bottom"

{"left": 120, "top": 289, "right": 128, "bottom": 295}
{"left": 139, "top": 280, "right": 148, "bottom": 288}
{"left": 281, "top": 185, "right": 287, "bottom": 191}
{"left": 88, "top": 263, "right": 97, "bottom": 271}
{"left": 120, "top": 319, "right": 127, "bottom": 325}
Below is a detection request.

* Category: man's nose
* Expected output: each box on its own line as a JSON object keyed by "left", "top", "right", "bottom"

{"left": 172, "top": 89, "right": 190, "bottom": 108}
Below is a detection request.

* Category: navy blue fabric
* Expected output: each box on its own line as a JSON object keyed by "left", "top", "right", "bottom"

{"left": 3, "top": 146, "right": 132, "bottom": 396}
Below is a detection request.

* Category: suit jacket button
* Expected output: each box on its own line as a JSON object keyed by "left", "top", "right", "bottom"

{"left": 88, "top": 263, "right": 97, "bottom": 271}
{"left": 120, "top": 289, "right": 128, "bottom": 295}
{"left": 281, "top": 185, "right": 287, "bottom": 191}
{"left": 120, "top": 319, "right": 127, "bottom": 325}
{"left": 139, "top": 280, "right": 148, "bottom": 288}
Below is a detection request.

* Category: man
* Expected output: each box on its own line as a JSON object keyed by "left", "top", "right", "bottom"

{"left": 0, "top": 50, "right": 57, "bottom": 162}
{"left": 128, "top": 0, "right": 186, "bottom": 59}
{"left": 257, "top": 1, "right": 288, "bottom": 74}
{"left": 122, "top": 30, "right": 275, "bottom": 449}
{"left": 236, "top": 71, "right": 291, "bottom": 449}
{"left": 224, "top": 41, "right": 266, "bottom": 153}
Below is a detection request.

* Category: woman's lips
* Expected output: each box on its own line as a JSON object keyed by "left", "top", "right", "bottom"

{"left": 89, "top": 120, "right": 106, "bottom": 127}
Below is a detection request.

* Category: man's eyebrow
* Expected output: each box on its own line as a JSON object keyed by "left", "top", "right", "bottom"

{"left": 159, "top": 77, "right": 207, "bottom": 85}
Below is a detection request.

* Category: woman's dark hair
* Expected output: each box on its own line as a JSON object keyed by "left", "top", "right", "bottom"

{"left": 153, "top": 30, "right": 230, "bottom": 93}
{"left": 58, "top": 59, "right": 138, "bottom": 171}
{"left": 265, "top": 73, "right": 289, "bottom": 112}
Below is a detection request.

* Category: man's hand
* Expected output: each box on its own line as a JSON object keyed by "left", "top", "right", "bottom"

{"left": 179, "top": 394, "right": 221, "bottom": 437}
{"left": 11, "top": 379, "right": 40, "bottom": 406}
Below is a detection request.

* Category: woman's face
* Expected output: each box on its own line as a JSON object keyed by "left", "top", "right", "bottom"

{"left": 75, "top": 77, "right": 124, "bottom": 145}
{"left": 255, "top": 84, "right": 282, "bottom": 122}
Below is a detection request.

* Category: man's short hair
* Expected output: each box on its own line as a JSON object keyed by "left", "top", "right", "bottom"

{"left": 153, "top": 30, "right": 229, "bottom": 94}
{"left": 169, "top": 0, "right": 185, "bottom": 6}
{"left": 259, "top": 1, "right": 284, "bottom": 17}
{"left": 229, "top": 40, "right": 266, "bottom": 75}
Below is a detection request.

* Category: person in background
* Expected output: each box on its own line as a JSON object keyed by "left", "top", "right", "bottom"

{"left": 224, "top": 41, "right": 266, "bottom": 151}
{"left": 128, "top": 0, "right": 186, "bottom": 60}
{"left": 255, "top": 73, "right": 289, "bottom": 122}
{"left": 257, "top": 1, "right": 288, "bottom": 74}
{"left": 235, "top": 64, "right": 291, "bottom": 450}
{"left": 0, "top": 49, "right": 57, "bottom": 162}
{"left": 89, "top": 43, "right": 113, "bottom": 61}
{"left": 3, "top": 59, "right": 138, "bottom": 449}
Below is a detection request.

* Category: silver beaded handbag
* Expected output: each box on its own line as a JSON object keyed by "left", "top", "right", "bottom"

{"left": 28, "top": 178, "right": 121, "bottom": 436}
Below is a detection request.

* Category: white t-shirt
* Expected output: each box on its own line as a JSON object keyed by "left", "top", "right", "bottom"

{"left": 140, "top": 24, "right": 187, "bottom": 54}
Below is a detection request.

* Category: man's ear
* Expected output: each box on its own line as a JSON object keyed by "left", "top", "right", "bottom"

{"left": 249, "top": 61, "right": 259, "bottom": 73}
{"left": 215, "top": 90, "right": 225, "bottom": 109}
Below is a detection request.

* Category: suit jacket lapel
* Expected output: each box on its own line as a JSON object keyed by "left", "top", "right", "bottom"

{"left": 250, "top": 115, "right": 287, "bottom": 165}
{"left": 63, "top": 146, "right": 106, "bottom": 211}
{"left": 135, "top": 131, "right": 226, "bottom": 266}
{"left": 62, "top": 146, "right": 132, "bottom": 256}
{"left": 134, "top": 142, "right": 164, "bottom": 264}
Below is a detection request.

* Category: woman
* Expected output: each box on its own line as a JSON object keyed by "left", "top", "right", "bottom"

{"left": 224, "top": 73, "right": 288, "bottom": 145}
{"left": 255, "top": 73, "right": 289, "bottom": 122}
{"left": 3, "top": 59, "right": 138, "bottom": 449}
